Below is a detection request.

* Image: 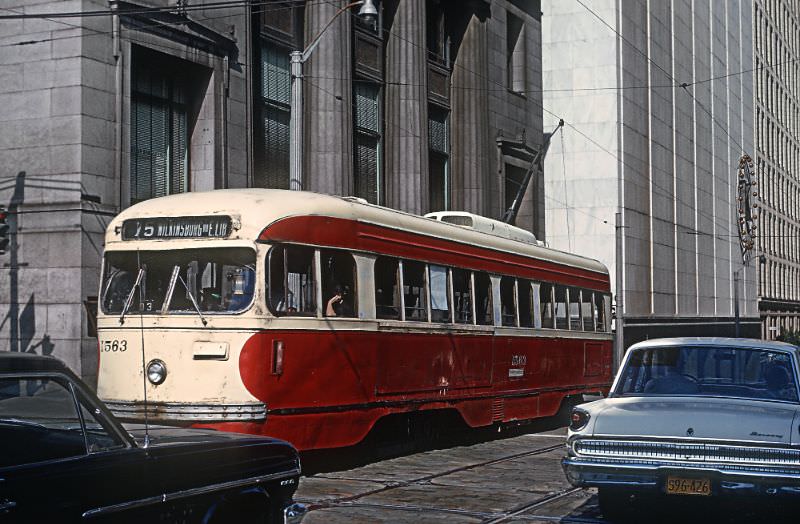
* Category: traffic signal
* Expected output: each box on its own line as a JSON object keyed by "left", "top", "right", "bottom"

{"left": 0, "top": 207, "right": 9, "bottom": 254}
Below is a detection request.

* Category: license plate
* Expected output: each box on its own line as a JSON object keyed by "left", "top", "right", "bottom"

{"left": 665, "top": 476, "right": 711, "bottom": 496}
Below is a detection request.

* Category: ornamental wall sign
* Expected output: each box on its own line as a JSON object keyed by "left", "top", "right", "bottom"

{"left": 736, "top": 154, "right": 758, "bottom": 263}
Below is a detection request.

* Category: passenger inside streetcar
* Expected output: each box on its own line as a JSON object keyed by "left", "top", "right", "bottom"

{"left": 325, "top": 285, "right": 354, "bottom": 317}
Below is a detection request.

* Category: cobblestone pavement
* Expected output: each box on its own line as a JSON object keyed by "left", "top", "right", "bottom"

{"left": 295, "top": 428, "right": 604, "bottom": 523}
{"left": 295, "top": 426, "right": 797, "bottom": 523}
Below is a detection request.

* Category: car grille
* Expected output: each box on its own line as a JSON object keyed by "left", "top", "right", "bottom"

{"left": 103, "top": 399, "right": 267, "bottom": 422}
{"left": 573, "top": 438, "right": 800, "bottom": 467}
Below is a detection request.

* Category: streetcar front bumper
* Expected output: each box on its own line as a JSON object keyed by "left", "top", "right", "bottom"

{"left": 562, "top": 456, "right": 800, "bottom": 496}
{"left": 104, "top": 399, "right": 267, "bottom": 422}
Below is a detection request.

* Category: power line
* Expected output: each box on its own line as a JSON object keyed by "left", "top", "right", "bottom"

{"left": 574, "top": 0, "right": 747, "bottom": 155}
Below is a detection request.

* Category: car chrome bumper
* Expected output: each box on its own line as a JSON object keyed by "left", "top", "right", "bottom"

{"left": 103, "top": 399, "right": 267, "bottom": 422}
{"left": 562, "top": 457, "right": 800, "bottom": 495}
{"left": 283, "top": 502, "right": 307, "bottom": 524}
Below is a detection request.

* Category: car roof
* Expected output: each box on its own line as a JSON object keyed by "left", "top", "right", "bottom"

{"left": 0, "top": 351, "right": 72, "bottom": 373}
{"left": 627, "top": 337, "right": 798, "bottom": 354}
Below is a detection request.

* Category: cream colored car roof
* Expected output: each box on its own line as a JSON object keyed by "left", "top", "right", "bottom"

{"left": 105, "top": 189, "right": 609, "bottom": 276}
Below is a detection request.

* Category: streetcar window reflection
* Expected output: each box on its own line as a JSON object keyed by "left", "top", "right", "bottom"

{"left": 568, "top": 287, "right": 582, "bottom": 330}
{"left": 475, "top": 272, "right": 493, "bottom": 326}
{"left": 375, "top": 257, "right": 401, "bottom": 320}
{"left": 540, "top": 282, "right": 554, "bottom": 329}
{"left": 321, "top": 249, "right": 357, "bottom": 318}
{"left": 500, "top": 277, "right": 517, "bottom": 327}
{"left": 555, "top": 286, "right": 568, "bottom": 330}
{"left": 580, "top": 290, "right": 594, "bottom": 331}
{"left": 429, "top": 265, "right": 451, "bottom": 323}
{"left": 403, "top": 260, "right": 428, "bottom": 321}
{"left": 452, "top": 268, "right": 473, "bottom": 324}
{"left": 267, "top": 245, "right": 316, "bottom": 317}
{"left": 518, "top": 279, "right": 534, "bottom": 328}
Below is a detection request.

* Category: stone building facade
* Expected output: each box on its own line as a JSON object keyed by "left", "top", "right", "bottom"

{"left": 542, "top": 0, "right": 758, "bottom": 349}
{"left": 753, "top": 0, "right": 800, "bottom": 339}
{"left": 0, "top": 0, "right": 544, "bottom": 382}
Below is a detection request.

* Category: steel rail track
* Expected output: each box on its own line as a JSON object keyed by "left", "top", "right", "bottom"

{"left": 302, "top": 441, "right": 566, "bottom": 511}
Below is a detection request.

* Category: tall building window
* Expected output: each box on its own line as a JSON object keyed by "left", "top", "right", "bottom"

{"left": 354, "top": 82, "right": 382, "bottom": 204}
{"left": 131, "top": 53, "right": 189, "bottom": 204}
{"left": 254, "top": 2, "right": 303, "bottom": 189}
{"left": 506, "top": 11, "right": 526, "bottom": 93}
{"left": 353, "top": 2, "right": 384, "bottom": 203}
{"left": 429, "top": 105, "right": 449, "bottom": 211}
{"left": 426, "top": 1, "right": 450, "bottom": 212}
{"left": 426, "top": 0, "right": 449, "bottom": 65}
{"left": 257, "top": 42, "right": 291, "bottom": 189}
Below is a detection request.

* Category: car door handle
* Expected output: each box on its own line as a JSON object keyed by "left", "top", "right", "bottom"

{"left": 0, "top": 500, "right": 17, "bottom": 511}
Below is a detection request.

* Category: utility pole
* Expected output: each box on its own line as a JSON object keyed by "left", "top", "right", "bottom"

{"left": 614, "top": 212, "right": 624, "bottom": 371}
{"left": 288, "top": 0, "right": 377, "bottom": 191}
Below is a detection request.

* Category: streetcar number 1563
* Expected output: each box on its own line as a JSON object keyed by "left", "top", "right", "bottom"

{"left": 101, "top": 340, "right": 128, "bottom": 352}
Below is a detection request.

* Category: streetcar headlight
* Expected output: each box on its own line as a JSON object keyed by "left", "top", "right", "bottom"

{"left": 146, "top": 359, "right": 167, "bottom": 385}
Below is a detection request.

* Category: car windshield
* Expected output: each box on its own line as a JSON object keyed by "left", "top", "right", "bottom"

{"left": 101, "top": 248, "right": 256, "bottom": 315}
{"left": 615, "top": 345, "right": 799, "bottom": 402}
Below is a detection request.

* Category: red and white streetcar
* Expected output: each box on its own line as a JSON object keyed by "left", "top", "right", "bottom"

{"left": 97, "top": 189, "right": 612, "bottom": 450}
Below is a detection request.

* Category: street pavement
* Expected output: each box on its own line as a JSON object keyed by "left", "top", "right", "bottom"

{"left": 295, "top": 425, "right": 798, "bottom": 523}
{"left": 295, "top": 427, "right": 603, "bottom": 523}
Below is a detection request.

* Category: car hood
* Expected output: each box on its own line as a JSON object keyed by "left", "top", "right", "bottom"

{"left": 590, "top": 397, "right": 800, "bottom": 445}
{"left": 123, "top": 423, "right": 279, "bottom": 447}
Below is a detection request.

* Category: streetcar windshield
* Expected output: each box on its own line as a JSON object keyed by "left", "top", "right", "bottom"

{"left": 101, "top": 248, "right": 256, "bottom": 315}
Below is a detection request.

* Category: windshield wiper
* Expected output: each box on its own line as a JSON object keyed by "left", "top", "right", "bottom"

{"left": 179, "top": 274, "right": 208, "bottom": 326}
{"left": 162, "top": 265, "right": 207, "bottom": 326}
{"left": 119, "top": 268, "right": 144, "bottom": 325}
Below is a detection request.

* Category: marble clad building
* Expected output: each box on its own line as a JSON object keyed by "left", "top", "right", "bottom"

{"left": 0, "top": 0, "right": 545, "bottom": 382}
{"left": 753, "top": 0, "right": 800, "bottom": 339}
{"left": 542, "top": 0, "right": 759, "bottom": 349}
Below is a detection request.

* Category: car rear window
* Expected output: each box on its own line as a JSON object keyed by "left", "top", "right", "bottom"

{"left": 615, "top": 346, "right": 799, "bottom": 402}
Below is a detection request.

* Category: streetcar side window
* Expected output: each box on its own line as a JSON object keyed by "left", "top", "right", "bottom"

{"left": 267, "top": 245, "right": 316, "bottom": 316}
{"left": 540, "top": 282, "right": 554, "bottom": 329}
{"left": 429, "top": 264, "right": 451, "bottom": 323}
{"left": 375, "top": 256, "right": 401, "bottom": 320}
{"left": 321, "top": 249, "right": 357, "bottom": 318}
{"left": 568, "top": 287, "right": 582, "bottom": 330}
{"left": 554, "top": 286, "right": 568, "bottom": 329}
{"left": 580, "top": 290, "right": 594, "bottom": 331}
{"left": 595, "top": 293, "right": 609, "bottom": 332}
{"left": 452, "top": 267, "right": 473, "bottom": 324}
{"left": 518, "top": 279, "right": 534, "bottom": 328}
{"left": 500, "top": 277, "right": 516, "bottom": 327}
{"left": 403, "top": 260, "right": 428, "bottom": 321}
{"left": 474, "top": 272, "right": 493, "bottom": 326}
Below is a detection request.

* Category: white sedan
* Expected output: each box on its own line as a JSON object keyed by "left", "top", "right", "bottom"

{"left": 562, "top": 337, "right": 800, "bottom": 517}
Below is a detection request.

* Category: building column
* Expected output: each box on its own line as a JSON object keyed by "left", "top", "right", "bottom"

{"left": 450, "top": 13, "right": 491, "bottom": 218}
{"left": 385, "top": 0, "right": 428, "bottom": 214}
{"left": 304, "top": 1, "right": 354, "bottom": 195}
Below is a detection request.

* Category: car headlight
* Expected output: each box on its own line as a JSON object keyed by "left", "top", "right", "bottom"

{"left": 146, "top": 359, "right": 167, "bottom": 385}
{"left": 569, "top": 407, "right": 590, "bottom": 431}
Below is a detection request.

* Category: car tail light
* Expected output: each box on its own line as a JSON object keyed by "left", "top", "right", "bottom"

{"left": 569, "top": 408, "right": 590, "bottom": 431}
{"left": 272, "top": 340, "right": 284, "bottom": 375}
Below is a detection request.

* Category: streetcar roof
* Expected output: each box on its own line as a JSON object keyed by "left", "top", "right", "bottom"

{"left": 105, "top": 189, "right": 608, "bottom": 276}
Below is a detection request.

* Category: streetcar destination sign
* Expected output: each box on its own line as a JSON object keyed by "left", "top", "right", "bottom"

{"left": 122, "top": 216, "right": 232, "bottom": 240}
